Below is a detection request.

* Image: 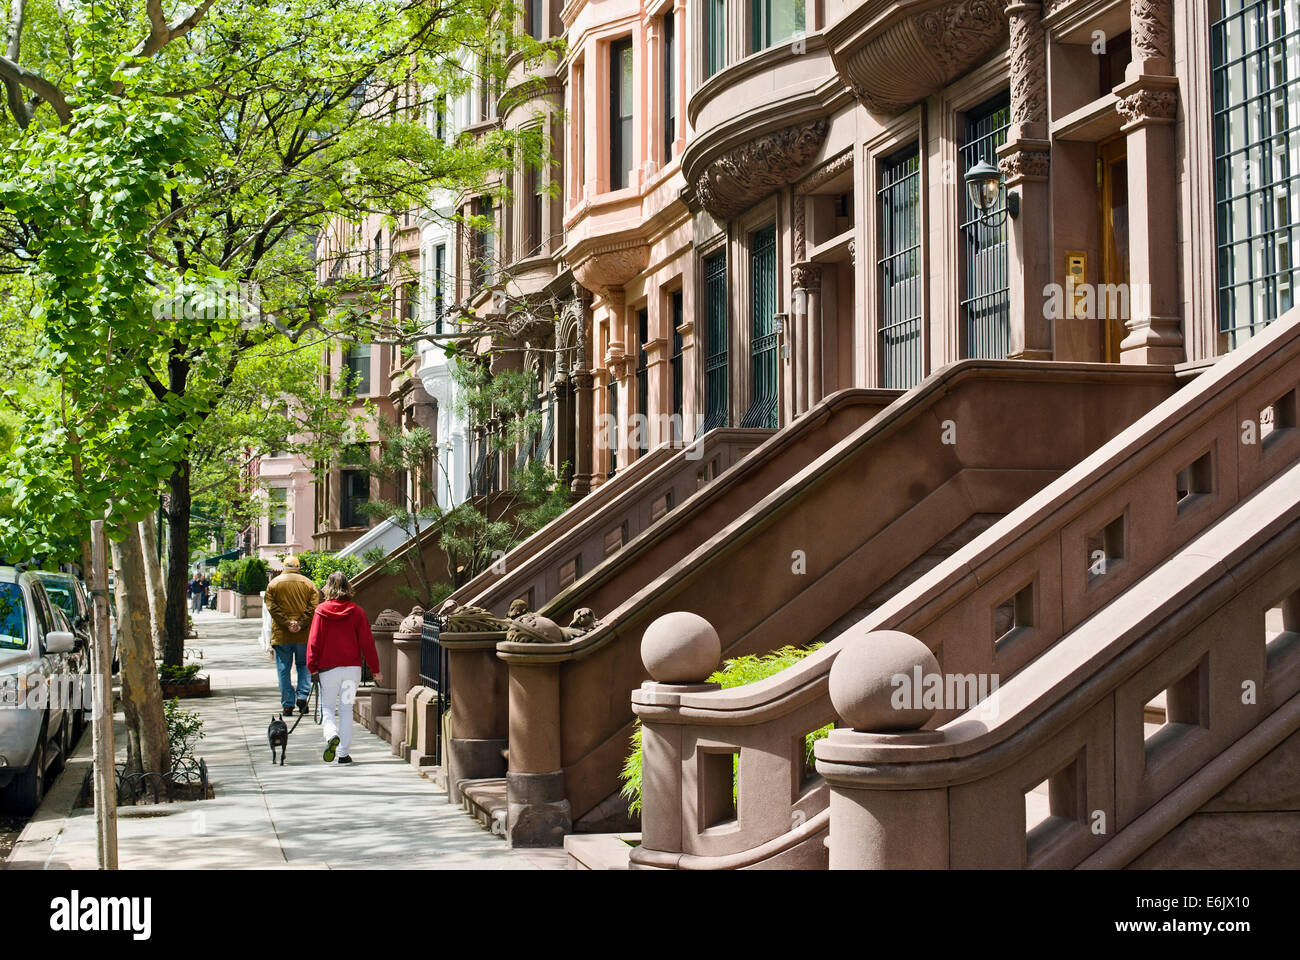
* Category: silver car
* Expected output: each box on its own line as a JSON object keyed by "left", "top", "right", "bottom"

{"left": 0, "top": 567, "right": 79, "bottom": 815}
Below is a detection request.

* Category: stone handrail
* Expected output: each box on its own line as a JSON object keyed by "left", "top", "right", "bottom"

{"left": 458, "top": 430, "right": 771, "bottom": 617}
{"left": 628, "top": 308, "right": 1300, "bottom": 868}
{"left": 504, "top": 361, "right": 1181, "bottom": 830}
{"left": 817, "top": 460, "right": 1300, "bottom": 867}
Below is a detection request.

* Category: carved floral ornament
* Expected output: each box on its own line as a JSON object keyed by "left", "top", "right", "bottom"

{"left": 1117, "top": 88, "right": 1179, "bottom": 126}
{"left": 828, "top": 0, "right": 1009, "bottom": 115}
{"left": 693, "top": 118, "right": 829, "bottom": 221}
{"left": 570, "top": 239, "right": 650, "bottom": 297}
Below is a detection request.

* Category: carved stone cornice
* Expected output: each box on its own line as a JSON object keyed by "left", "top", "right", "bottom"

{"left": 997, "top": 137, "right": 1051, "bottom": 184}
{"left": 827, "top": 0, "right": 1008, "bottom": 115}
{"left": 693, "top": 118, "right": 829, "bottom": 221}
{"left": 795, "top": 149, "right": 855, "bottom": 196}
{"left": 569, "top": 235, "right": 651, "bottom": 297}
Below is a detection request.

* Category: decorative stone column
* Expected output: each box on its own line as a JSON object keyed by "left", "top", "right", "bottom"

{"left": 628, "top": 612, "right": 722, "bottom": 868}
{"left": 604, "top": 289, "right": 630, "bottom": 477}
{"left": 571, "top": 368, "right": 595, "bottom": 496}
{"left": 360, "top": 609, "right": 401, "bottom": 734}
{"left": 998, "top": 0, "right": 1053, "bottom": 360}
{"left": 389, "top": 608, "right": 424, "bottom": 757}
{"left": 815, "top": 631, "right": 949, "bottom": 869}
{"left": 1115, "top": 0, "right": 1183, "bottom": 364}
{"left": 792, "top": 262, "right": 822, "bottom": 411}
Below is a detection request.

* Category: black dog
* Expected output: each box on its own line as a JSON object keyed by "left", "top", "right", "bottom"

{"left": 268, "top": 715, "right": 290, "bottom": 765}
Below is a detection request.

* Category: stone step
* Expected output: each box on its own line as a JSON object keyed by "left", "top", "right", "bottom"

{"left": 563, "top": 832, "right": 640, "bottom": 869}
{"left": 458, "top": 777, "right": 508, "bottom": 836}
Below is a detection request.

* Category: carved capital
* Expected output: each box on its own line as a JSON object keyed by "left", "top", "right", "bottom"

{"left": 1116, "top": 87, "right": 1179, "bottom": 128}
{"left": 792, "top": 262, "right": 823, "bottom": 291}
{"left": 694, "top": 118, "right": 829, "bottom": 221}
{"left": 997, "top": 137, "right": 1051, "bottom": 184}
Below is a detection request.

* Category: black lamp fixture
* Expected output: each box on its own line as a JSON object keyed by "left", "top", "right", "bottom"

{"left": 964, "top": 157, "right": 1019, "bottom": 224}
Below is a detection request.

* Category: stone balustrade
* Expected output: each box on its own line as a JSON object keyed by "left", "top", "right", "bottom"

{"left": 629, "top": 307, "right": 1300, "bottom": 868}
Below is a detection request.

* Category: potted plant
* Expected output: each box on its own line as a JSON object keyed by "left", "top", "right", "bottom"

{"left": 158, "top": 662, "right": 211, "bottom": 699}
{"left": 232, "top": 558, "right": 269, "bottom": 619}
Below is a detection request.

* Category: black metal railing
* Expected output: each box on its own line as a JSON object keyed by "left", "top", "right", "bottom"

{"left": 420, "top": 611, "right": 449, "bottom": 767}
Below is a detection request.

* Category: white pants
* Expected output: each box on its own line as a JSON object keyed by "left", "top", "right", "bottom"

{"left": 318, "top": 665, "right": 362, "bottom": 759}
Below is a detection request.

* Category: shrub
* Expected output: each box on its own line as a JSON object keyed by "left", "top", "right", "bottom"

{"left": 165, "top": 697, "right": 205, "bottom": 766}
{"left": 235, "top": 557, "right": 269, "bottom": 595}
{"left": 298, "top": 550, "right": 365, "bottom": 590}
{"left": 212, "top": 558, "right": 238, "bottom": 588}
{"left": 159, "top": 663, "right": 203, "bottom": 685}
{"left": 618, "top": 644, "right": 829, "bottom": 819}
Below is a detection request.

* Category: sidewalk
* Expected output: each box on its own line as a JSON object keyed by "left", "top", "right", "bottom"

{"left": 6, "top": 611, "right": 567, "bottom": 870}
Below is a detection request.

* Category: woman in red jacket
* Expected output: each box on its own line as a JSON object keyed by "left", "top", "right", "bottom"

{"left": 306, "top": 572, "right": 382, "bottom": 764}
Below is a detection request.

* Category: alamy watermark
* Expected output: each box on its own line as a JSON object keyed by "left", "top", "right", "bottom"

{"left": 151, "top": 278, "right": 263, "bottom": 324}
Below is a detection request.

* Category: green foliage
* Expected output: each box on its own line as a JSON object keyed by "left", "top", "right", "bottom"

{"left": 298, "top": 551, "right": 366, "bottom": 590}
{"left": 159, "top": 663, "right": 203, "bottom": 685}
{"left": 234, "top": 557, "right": 269, "bottom": 596}
{"left": 618, "top": 644, "right": 830, "bottom": 819}
{"left": 164, "top": 697, "right": 206, "bottom": 767}
{"left": 212, "top": 559, "right": 239, "bottom": 589}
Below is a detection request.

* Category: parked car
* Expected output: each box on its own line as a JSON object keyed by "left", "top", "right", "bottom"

{"left": 0, "top": 567, "right": 79, "bottom": 815}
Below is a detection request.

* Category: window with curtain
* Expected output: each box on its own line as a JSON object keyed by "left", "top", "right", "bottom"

{"left": 343, "top": 342, "right": 372, "bottom": 395}
{"left": 267, "top": 488, "right": 288, "bottom": 544}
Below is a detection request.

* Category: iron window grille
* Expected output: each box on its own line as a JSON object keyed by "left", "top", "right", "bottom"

{"left": 878, "top": 145, "right": 923, "bottom": 389}
{"left": 1213, "top": 0, "right": 1300, "bottom": 345}
{"left": 741, "top": 225, "right": 779, "bottom": 428}
{"left": 959, "top": 92, "right": 1012, "bottom": 359}
{"left": 701, "top": 251, "right": 729, "bottom": 434}
{"left": 636, "top": 308, "right": 650, "bottom": 457}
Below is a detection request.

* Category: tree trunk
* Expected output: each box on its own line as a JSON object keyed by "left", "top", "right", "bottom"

{"left": 139, "top": 512, "right": 167, "bottom": 658}
{"left": 112, "top": 525, "right": 170, "bottom": 779}
{"left": 163, "top": 459, "right": 192, "bottom": 667}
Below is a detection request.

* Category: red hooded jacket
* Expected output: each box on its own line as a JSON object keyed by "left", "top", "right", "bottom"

{"left": 306, "top": 599, "right": 380, "bottom": 675}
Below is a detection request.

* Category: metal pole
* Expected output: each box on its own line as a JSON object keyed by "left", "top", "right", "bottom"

{"left": 89, "top": 520, "right": 118, "bottom": 870}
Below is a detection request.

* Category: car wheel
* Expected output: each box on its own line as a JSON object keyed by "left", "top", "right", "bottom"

{"left": 2, "top": 732, "right": 46, "bottom": 816}
{"left": 48, "top": 715, "right": 69, "bottom": 778}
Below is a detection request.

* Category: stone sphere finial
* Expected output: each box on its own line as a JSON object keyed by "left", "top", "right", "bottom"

{"left": 828, "top": 631, "right": 939, "bottom": 732}
{"left": 641, "top": 612, "right": 720, "bottom": 683}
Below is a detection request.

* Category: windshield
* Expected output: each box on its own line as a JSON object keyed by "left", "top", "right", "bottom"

{"left": 0, "top": 583, "right": 26, "bottom": 649}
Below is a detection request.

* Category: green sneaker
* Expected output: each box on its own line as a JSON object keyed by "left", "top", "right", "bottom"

{"left": 323, "top": 736, "right": 340, "bottom": 763}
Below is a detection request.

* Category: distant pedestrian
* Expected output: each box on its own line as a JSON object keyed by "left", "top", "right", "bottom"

{"left": 306, "top": 572, "right": 380, "bottom": 765}
{"left": 188, "top": 573, "right": 204, "bottom": 614}
{"left": 264, "top": 555, "right": 319, "bottom": 717}
{"left": 200, "top": 576, "right": 211, "bottom": 610}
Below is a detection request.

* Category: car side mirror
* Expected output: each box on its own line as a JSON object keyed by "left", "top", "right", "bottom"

{"left": 44, "top": 630, "right": 76, "bottom": 654}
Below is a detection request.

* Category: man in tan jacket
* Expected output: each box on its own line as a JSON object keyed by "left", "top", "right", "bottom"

{"left": 265, "top": 555, "right": 320, "bottom": 716}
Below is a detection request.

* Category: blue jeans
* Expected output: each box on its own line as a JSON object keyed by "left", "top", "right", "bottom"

{"left": 274, "top": 643, "right": 312, "bottom": 709}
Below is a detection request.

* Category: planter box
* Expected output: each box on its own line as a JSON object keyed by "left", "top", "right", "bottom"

{"left": 159, "top": 675, "right": 211, "bottom": 699}
{"left": 217, "top": 589, "right": 234, "bottom": 614}
{"left": 233, "top": 592, "right": 263, "bottom": 619}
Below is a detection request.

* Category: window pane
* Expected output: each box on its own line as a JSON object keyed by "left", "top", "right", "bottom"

{"left": 0, "top": 582, "right": 27, "bottom": 649}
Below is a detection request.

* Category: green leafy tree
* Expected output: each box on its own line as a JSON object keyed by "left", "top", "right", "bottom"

{"left": 0, "top": 0, "right": 558, "bottom": 667}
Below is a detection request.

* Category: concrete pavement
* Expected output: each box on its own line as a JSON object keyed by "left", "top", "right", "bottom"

{"left": 5, "top": 611, "right": 567, "bottom": 870}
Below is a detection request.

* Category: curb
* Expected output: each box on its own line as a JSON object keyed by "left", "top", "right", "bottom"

{"left": 2, "top": 731, "right": 94, "bottom": 870}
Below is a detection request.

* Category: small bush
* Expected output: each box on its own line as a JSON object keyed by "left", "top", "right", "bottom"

{"left": 165, "top": 697, "right": 205, "bottom": 765}
{"left": 235, "top": 557, "right": 269, "bottom": 595}
{"left": 298, "top": 550, "right": 365, "bottom": 590}
{"left": 618, "top": 644, "right": 828, "bottom": 819}
{"left": 212, "top": 558, "right": 239, "bottom": 588}
{"left": 159, "top": 663, "right": 203, "bottom": 685}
